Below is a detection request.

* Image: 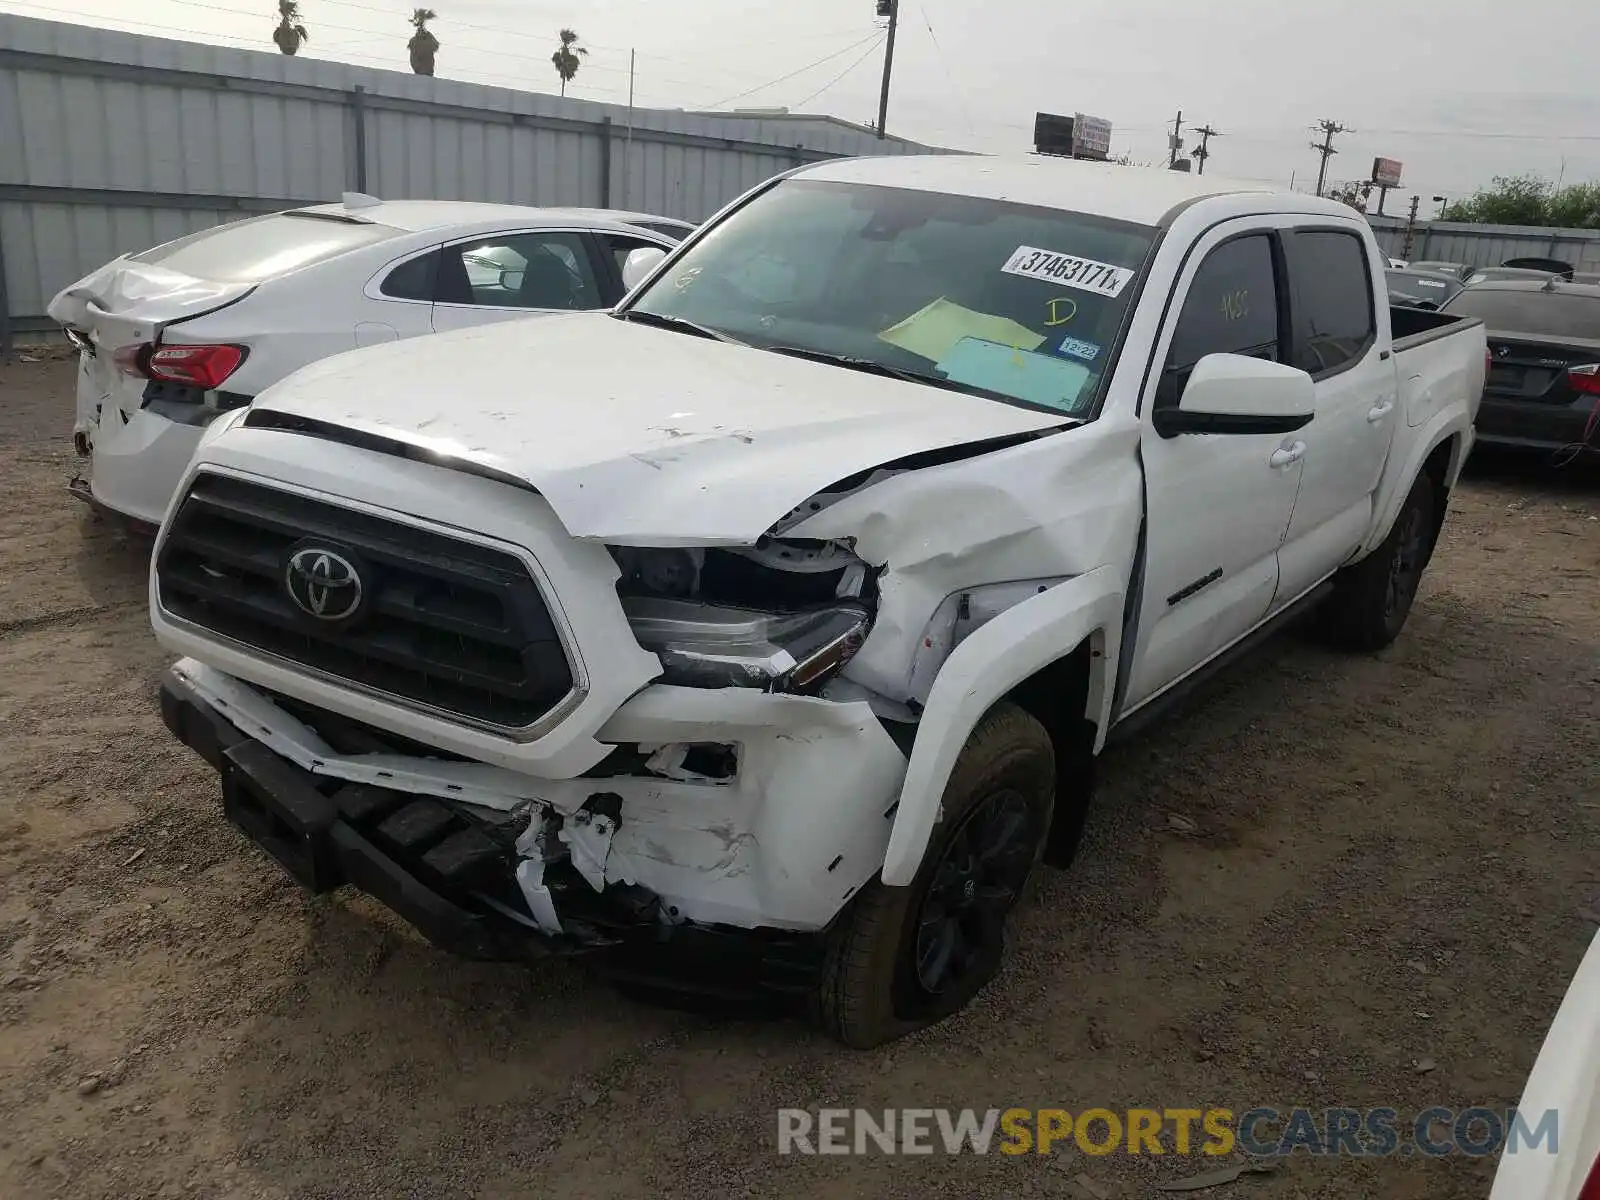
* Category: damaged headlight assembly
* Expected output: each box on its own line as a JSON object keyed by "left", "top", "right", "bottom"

{"left": 622, "top": 597, "right": 871, "bottom": 692}
{"left": 610, "top": 539, "right": 875, "bottom": 692}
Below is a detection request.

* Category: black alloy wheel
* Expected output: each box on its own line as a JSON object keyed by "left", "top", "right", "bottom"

{"left": 912, "top": 787, "right": 1038, "bottom": 997}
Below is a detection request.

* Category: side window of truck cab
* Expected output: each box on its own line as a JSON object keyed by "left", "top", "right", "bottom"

{"left": 1157, "top": 233, "right": 1283, "bottom": 408}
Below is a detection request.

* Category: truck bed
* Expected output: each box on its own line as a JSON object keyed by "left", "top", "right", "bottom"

{"left": 1391, "top": 304, "right": 1481, "bottom": 354}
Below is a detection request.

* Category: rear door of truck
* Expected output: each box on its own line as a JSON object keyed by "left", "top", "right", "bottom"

{"left": 1274, "top": 226, "right": 1401, "bottom": 605}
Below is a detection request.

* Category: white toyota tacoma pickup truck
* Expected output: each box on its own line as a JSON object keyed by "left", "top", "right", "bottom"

{"left": 150, "top": 155, "right": 1487, "bottom": 1047}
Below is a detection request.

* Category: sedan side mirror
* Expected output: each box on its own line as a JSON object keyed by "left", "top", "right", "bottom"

{"left": 1155, "top": 352, "right": 1316, "bottom": 438}
{"left": 621, "top": 247, "right": 668, "bottom": 293}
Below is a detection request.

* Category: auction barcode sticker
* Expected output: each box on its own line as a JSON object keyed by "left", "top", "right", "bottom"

{"left": 1002, "top": 246, "right": 1134, "bottom": 297}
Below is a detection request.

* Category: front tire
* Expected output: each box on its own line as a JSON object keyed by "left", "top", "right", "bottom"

{"left": 812, "top": 703, "right": 1055, "bottom": 1049}
{"left": 1319, "top": 474, "right": 1437, "bottom": 652}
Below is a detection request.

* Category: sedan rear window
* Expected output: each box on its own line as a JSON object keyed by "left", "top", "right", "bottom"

{"left": 132, "top": 212, "right": 401, "bottom": 283}
{"left": 1443, "top": 290, "right": 1600, "bottom": 339}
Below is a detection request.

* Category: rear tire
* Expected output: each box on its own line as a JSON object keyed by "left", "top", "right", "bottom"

{"left": 1319, "top": 474, "right": 1437, "bottom": 652}
{"left": 812, "top": 703, "right": 1055, "bottom": 1049}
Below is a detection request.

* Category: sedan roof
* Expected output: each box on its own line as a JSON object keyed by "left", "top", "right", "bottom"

{"left": 1454, "top": 278, "right": 1600, "bottom": 296}
{"left": 288, "top": 197, "right": 679, "bottom": 236}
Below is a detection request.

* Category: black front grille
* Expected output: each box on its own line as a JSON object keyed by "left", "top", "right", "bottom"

{"left": 156, "top": 473, "right": 574, "bottom": 728}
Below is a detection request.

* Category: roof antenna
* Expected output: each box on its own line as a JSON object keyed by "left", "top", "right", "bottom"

{"left": 341, "top": 192, "right": 382, "bottom": 209}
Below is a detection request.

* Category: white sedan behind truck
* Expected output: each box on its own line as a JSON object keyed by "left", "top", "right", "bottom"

{"left": 48, "top": 196, "right": 686, "bottom": 532}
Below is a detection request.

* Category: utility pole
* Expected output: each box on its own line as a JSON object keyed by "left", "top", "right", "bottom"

{"left": 1309, "top": 118, "right": 1347, "bottom": 197}
{"left": 1402, "top": 194, "right": 1420, "bottom": 259}
{"left": 623, "top": 49, "right": 635, "bottom": 207}
{"left": 1167, "top": 109, "right": 1183, "bottom": 168}
{"left": 1190, "top": 124, "right": 1221, "bottom": 176}
{"left": 874, "top": 0, "right": 899, "bottom": 140}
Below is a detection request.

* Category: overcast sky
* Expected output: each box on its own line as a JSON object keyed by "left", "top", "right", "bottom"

{"left": 7, "top": 0, "right": 1600, "bottom": 216}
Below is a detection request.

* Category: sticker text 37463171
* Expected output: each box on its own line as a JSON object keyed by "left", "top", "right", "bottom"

{"left": 1002, "top": 246, "right": 1135, "bottom": 298}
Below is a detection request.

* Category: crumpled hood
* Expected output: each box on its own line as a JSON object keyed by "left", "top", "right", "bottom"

{"left": 246, "top": 313, "right": 1070, "bottom": 544}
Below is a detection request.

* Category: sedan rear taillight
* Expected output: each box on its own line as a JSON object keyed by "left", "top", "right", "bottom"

{"left": 111, "top": 341, "right": 246, "bottom": 390}
{"left": 1568, "top": 363, "right": 1600, "bottom": 396}
{"left": 112, "top": 343, "right": 149, "bottom": 377}
{"left": 145, "top": 344, "right": 246, "bottom": 390}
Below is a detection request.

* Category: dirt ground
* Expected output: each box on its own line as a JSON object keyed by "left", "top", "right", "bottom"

{"left": 0, "top": 350, "right": 1596, "bottom": 1200}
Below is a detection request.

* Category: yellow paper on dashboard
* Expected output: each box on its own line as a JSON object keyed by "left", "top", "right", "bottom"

{"left": 877, "top": 298, "right": 1045, "bottom": 364}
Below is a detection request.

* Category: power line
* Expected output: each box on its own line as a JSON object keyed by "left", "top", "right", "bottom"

{"left": 51, "top": 0, "right": 863, "bottom": 100}
{"left": 317, "top": 0, "right": 873, "bottom": 87}
{"left": 793, "top": 34, "right": 885, "bottom": 110}
{"left": 0, "top": 0, "right": 374, "bottom": 52}
{"left": 706, "top": 30, "right": 885, "bottom": 108}
{"left": 914, "top": 2, "right": 973, "bottom": 139}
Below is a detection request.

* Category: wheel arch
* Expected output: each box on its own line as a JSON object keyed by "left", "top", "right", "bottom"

{"left": 1361, "top": 415, "right": 1471, "bottom": 560}
{"left": 1418, "top": 432, "right": 1461, "bottom": 564}
{"left": 880, "top": 567, "right": 1123, "bottom": 886}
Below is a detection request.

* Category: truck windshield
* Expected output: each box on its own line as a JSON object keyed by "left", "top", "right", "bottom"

{"left": 623, "top": 179, "right": 1157, "bottom": 418}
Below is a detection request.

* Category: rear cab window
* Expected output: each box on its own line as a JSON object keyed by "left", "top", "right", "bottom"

{"left": 1283, "top": 230, "right": 1376, "bottom": 376}
{"left": 624, "top": 179, "right": 1157, "bottom": 418}
{"left": 133, "top": 212, "right": 401, "bottom": 283}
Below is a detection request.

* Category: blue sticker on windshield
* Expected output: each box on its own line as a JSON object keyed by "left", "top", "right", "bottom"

{"left": 1057, "top": 336, "right": 1101, "bottom": 363}
{"left": 935, "top": 337, "right": 1092, "bottom": 414}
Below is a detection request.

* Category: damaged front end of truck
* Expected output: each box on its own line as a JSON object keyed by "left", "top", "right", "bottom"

{"left": 149, "top": 314, "right": 1136, "bottom": 1004}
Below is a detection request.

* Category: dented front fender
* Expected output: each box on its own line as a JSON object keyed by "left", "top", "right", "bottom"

{"left": 880, "top": 566, "right": 1125, "bottom": 887}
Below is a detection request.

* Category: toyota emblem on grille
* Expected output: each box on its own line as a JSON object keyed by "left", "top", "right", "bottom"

{"left": 285, "top": 546, "right": 364, "bottom": 621}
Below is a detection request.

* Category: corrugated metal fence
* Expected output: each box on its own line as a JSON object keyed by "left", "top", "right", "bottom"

{"left": 0, "top": 13, "right": 939, "bottom": 351}
{"left": 1369, "top": 214, "right": 1600, "bottom": 274}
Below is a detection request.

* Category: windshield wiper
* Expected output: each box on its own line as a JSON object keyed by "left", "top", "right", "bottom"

{"left": 766, "top": 345, "right": 933, "bottom": 384}
{"left": 613, "top": 309, "right": 746, "bottom": 345}
{"left": 768, "top": 344, "right": 1085, "bottom": 419}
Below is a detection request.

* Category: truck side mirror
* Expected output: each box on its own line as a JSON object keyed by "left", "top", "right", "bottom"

{"left": 1155, "top": 353, "right": 1316, "bottom": 438}
{"left": 621, "top": 247, "right": 668, "bottom": 293}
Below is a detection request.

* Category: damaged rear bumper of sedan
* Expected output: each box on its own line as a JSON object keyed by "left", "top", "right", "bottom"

{"left": 158, "top": 661, "right": 907, "bottom": 1001}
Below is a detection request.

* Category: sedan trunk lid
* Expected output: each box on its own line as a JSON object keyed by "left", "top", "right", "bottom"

{"left": 50, "top": 257, "right": 258, "bottom": 436}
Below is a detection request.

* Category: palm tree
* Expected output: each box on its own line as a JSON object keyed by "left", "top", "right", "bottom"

{"left": 550, "top": 28, "right": 587, "bottom": 97}
{"left": 408, "top": 8, "right": 439, "bottom": 76}
{"left": 272, "top": 0, "right": 309, "bottom": 55}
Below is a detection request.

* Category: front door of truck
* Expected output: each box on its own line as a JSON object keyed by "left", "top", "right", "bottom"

{"left": 1122, "top": 221, "right": 1305, "bottom": 712}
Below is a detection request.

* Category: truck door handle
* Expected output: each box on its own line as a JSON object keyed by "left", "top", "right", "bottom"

{"left": 1367, "top": 399, "right": 1395, "bottom": 423}
{"left": 1269, "top": 441, "right": 1306, "bottom": 469}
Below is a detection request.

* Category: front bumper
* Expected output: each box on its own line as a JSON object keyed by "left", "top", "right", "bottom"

{"left": 160, "top": 668, "right": 831, "bottom": 998}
